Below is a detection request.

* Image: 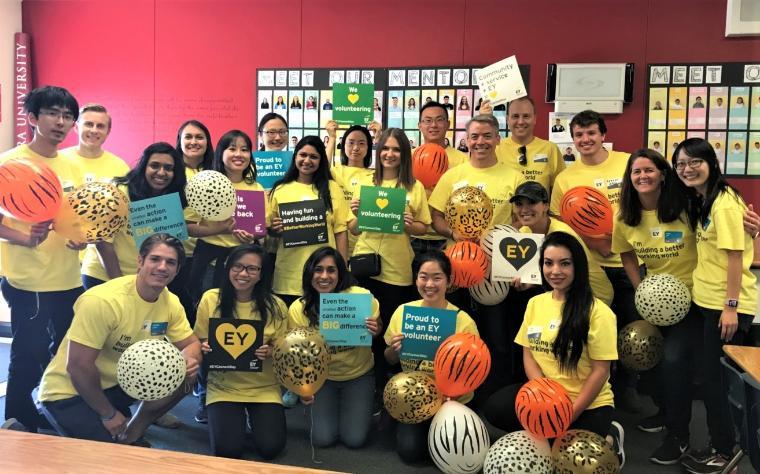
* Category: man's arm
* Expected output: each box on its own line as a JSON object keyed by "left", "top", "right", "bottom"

{"left": 174, "top": 334, "right": 202, "bottom": 379}
{"left": 0, "top": 216, "right": 51, "bottom": 247}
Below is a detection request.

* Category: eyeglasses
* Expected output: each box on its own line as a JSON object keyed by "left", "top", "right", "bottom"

{"left": 39, "top": 108, "right": 75, "bottom": 122}
{"left": 420, "top": 117, "right": 447, "bottom": 126}
{"left": 262, "top": 129, "right": 288, "bottom": 137}
{"left": 674, "top": 158, "right": 704, "bottom": 171}
{"left": 231, "top": 263, "right": 262, "bottom": 274}
{"left": 518, "top": 145, "right": 527, "bottom": 166}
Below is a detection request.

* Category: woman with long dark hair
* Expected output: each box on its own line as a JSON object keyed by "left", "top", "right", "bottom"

{"left": 672, "top": 138, "right": 758, "bottom": 472}
{"left": 194, "top": 244, "right": 288, "bottom": 460}
{"left": 287, "top": 247, "right": 381, "bottom": 448}
{"left": 267, "top": 136, "right": 348, "bottom": 307}
{"left": 483, "top": 232, "right": 624, "bottom": 465}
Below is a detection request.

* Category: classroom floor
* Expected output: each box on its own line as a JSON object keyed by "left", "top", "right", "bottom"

{"left": 0, "top": 338, "right": 753, "bottom": 473}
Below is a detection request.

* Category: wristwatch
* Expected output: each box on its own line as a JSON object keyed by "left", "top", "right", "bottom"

{"left": 725, "top": 299, "right": 739, "bottom": 308}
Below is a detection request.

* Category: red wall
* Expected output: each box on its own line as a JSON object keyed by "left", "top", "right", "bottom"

{"left": 21, "top": 0, "right": 760, "bottom": 197}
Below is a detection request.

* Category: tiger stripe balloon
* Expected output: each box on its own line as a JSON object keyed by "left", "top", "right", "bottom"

{"left": 412, "top": 143, "right": 449, "bottom": 188}
{"left": 515, "top": 378, "right": 573, "bottom": 439}
{"left": 434, "top": 333, "right": 491, "bottom": 398}
{"left": 479, "top": 224, "right": 517, "bottom": 260}
{"left": 559, "top": 186, "right": 613, "bottom": 237}
{"left": 445, "top": 241, "right": 488, "bottom": 288}
{"left": 0, "top": 158, "right": 63, "bottom": 223}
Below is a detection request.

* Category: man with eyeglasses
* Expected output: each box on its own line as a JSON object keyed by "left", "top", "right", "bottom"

{"left": 410, "top": 101, "right": 470, "bottom": 261}
{"left": 61, "top": 103, "right": 129, "bottom": 184}
{"left": 428, "top": 114, "right": 523, "bottom": 401}
{"left": 0, "top": 86, "right": 86, "bottom": 432}
{"left": 483, "top": 96, "right": 565, "bottom": 192}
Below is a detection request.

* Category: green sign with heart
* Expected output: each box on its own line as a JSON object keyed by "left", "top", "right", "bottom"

{"left": 491, "top": 230, "right": 543, "bottom": 284}
{"left": 332, "top": 83, "right": 374, "bottom": 125}
{"left": 356, "top": 185, "right": 406, "bottom": 234}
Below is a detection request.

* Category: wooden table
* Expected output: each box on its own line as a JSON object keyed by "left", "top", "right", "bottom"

{"left": 723, "top": 344, "right": 760, "bottom": 383}
{"left": 0, "top": 430, "right": 344, "bottom": 474}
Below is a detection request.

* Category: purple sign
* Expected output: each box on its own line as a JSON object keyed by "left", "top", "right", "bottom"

{"left": 235, "top": 190, "right": 267, "bottom": 236}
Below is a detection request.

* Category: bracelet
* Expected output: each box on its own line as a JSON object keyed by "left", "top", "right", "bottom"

{"left": 100, "top": 409, "right": 117, "bottom": 422}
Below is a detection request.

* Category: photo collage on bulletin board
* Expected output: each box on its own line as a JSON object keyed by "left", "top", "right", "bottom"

{"left": 256, "top": 65, "right": 529, "bottom": 163}
{"left": 645, "top": 62, "right": 760, "bottom": 176}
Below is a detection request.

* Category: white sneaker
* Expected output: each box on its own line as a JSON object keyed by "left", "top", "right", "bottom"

{"left": 610, "top": 421, "right": 626, "bottom": 469}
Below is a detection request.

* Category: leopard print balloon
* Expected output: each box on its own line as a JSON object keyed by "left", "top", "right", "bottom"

{"left": 59, "top": 183, "right": 129, "bottom": 242}
{"left": 383, "top": 371, "right": 442, "bottom": 424}
{"left": 445, "top": 186, "right": 494, "bottom": 239}
{"left": 483, "top": 431, "right": 553, "bottom": 474}
{"left": 552, "top": 429, "right": 620, "bottom": 474}
{"left": 618, "top": 320, "right": 664, "bottom": 371}
{"left": 635, "top": 273, "right": 691, "bottom": 326}
{"left": 272, "top": 327, "right": 329, "bottom": 397}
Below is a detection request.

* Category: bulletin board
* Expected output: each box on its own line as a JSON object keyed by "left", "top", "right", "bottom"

{"left": 255, "top": 65, "right": 530, "bottom": 152}
{"left": 645, "top": 62, "right": 760, "bottom": 176}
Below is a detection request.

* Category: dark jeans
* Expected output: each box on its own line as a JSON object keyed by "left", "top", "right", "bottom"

{"left": 1, "top": 279, "right": 83, "bottom": 431}
{"left": 81, "top": 275, "right": 106, "bottom": 290}
{"left": 395, "top": 399, "right": 475, "bottom": 463}
{"left": 188, "top": 240, "right": 235, "bottom": 305}
{"left": 207, "top": 401, "right": 286, "bottom": 460}
{"left": 40, "top": 386, "right": 134, "bottom": 441}
{"left": 311, "top": 371, "right": 375, "bottom": 448}
{"left": 484, "top": 383, "right": 614, "bottom": 438}
{"left": 603, "top": 265, "right": 643, "bottom": 393}
{"left": 168, "top": 256, "right": 197, "bottom": 327}
{"left": 697, "top": 305, "right": 752, "bottom": 456}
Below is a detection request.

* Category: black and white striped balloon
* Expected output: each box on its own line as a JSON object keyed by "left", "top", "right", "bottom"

{"left": 428, "top": 400, "right": 491, "bottom": 474}
{"left": 469, "top": 277, "right": 510, "bottom": 306}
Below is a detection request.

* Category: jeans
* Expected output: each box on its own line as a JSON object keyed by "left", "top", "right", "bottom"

{"left": 207, "top": 401, "right": 286, "bottom": 459}
{"left": 81, "top": 275, "right": 106, "bottom": 290}
{"left": 697, "top": 305, "right": 752, "bottom": 456}
{"left": 311, "top": 371, "right": 375, "bottom": 448}
{"left": 603, "top": 265, "right": 643, "bottom": 394}
{"left": 1, "top": 278, "right": 83, "bottom": 431}
{"left": 40, "top": 386, "right": 134, "bottom": 441}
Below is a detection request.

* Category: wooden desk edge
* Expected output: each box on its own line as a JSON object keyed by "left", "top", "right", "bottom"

{"left": 723, "top": 344, "right": 760, "bottom": 382}
{"left": 0, "top": 430, "right": 345, "bottom": 474}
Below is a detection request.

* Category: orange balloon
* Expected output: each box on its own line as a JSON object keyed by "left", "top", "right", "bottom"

{"left": 434, "top": 333, "right": 491, "bottom": 398}
{"left": 559, "top": 186, "right": 613, "bottom": 237}
{"left": 515, "top": 378, "right": 574, "bottom": 439}
{"left": 412, "top": 143, "right": 448, "bottom": 188}
{"left": 0, "top": 158, "right": 62, "bottom": 223}
{"left": 445, "top": 241, "right": 488, "bottom": 288}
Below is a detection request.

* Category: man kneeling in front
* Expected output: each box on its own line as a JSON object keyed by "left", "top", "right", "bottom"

{"left": 38, "top": 233, "right": 201, "bottom": 444}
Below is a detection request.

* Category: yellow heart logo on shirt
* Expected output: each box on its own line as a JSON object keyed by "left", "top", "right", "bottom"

{"left": 348, "top": 93, "right": 360, "bottom": 104}
{"left": 215, "top": 322, "right": 256, "bottom": 359}
{"left": 488, "top": 91, "right": 498, "bottom": 99}
{"left": 376, "top": 198, "right": 389, "bottom": 209}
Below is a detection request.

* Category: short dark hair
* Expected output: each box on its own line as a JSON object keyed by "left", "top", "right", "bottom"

{"left": 569, "top": 110, "right": 607, "bottom": 135}
{"left": 419, "top": 100, "right": 449, "bottom": 121}
{"left": 413, "top": 250, "right": 452, "bottom": 283}
{"left": 24, "top": 86, "right": 79, "bottom": 120}
{"left": 139, "top": 233, "right": 186, "bottom": 269}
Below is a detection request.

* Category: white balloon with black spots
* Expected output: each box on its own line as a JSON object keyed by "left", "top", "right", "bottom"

{"left": 635, "top": 273, "right": 691, "bottom": 326}
{"left": 186, "top": 170, "right": 236, "bottom": 221}
{"left": 483, "top": 430, "right": 553, "bottom": 474}
{"left": 116, "top": 339, "right": 186, "bottom": 401}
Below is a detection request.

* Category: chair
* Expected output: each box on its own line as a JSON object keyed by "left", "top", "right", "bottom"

{"left": 741, "top": 372, "right": 760, "bottom": 472}
{"left": 719, "top": 356, "right": 747, "bottom": 473}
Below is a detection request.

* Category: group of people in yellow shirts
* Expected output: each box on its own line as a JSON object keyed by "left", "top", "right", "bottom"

{"left": 1, "top": 85, "right": 758, "bottom": 474}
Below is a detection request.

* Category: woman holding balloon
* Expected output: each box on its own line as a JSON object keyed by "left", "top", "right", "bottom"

{"left": 267, "top": 136, "right": 349, "bottom": 307}
{"left": 80, "top": 142, "right": 187, "bottom": 289}
{"left": 483, "top": 232, "right": 624, "bottom": 464}
{"left": 194, "top": 244, "right": 289, "bottom": 460}
{"left": 287, "top": 246, "right": 381, "bottom": 448}
{"left": 384, "top": 250, "right": 479, "bottom": 463}
{"left": 187, "top": 130, "right": 262, "bottom": 302}
{"left": 671, "top": 139, "right": 758, "bottom": 472}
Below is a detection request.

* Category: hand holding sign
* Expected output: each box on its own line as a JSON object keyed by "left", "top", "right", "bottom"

{"left": 476, "top": 55, "right": 527, "bottom": 106}
{"left": 491, "top": 230, "right": 543, "bottom": 284}
{"left": 333, "top": 83, "right": 374, "bottom": 125}
{"left": 357, "top": 186, "right": 406, "bottom": 234}
{"left": 207, "top": 319, "right": 264, "bottom": 371}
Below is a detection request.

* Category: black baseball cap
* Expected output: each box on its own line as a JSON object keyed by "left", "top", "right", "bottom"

{"left": 509, "top": 181, "right": 549, "bottom": 203}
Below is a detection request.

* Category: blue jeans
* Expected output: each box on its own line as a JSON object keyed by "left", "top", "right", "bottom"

{"left": 311, "top": 370, "right": 375, "bottom": 448}
{"left": 40, "top": 386, "right": 134, "bottom": 441}
{"left": 1, "top": 278, "right": 83, "bottom": 431}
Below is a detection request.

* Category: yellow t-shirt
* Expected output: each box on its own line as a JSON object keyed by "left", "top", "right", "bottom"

{"left": 612, "top": 211, "right": 696, "bottom": 291}
{"left": 183, "top": 167, "right": 203, "bottom": 257}
{"left": 520, "top": 218, "right": 613, "bottom": 305}
{"left": 550, "top": 150, "right": 630, "bottom": 267}
{"left": 201, "top": 180, "right": 265, "bottom": 248}
{"left": 331, "top": 164, "right": 374, "bottom": 255}
{"left": 351, "top": 177, "right": 432, "bottom": 286}
{"left": 81, "top": 184, "right": 138, "bottom": 281}
{"left": 39, "top": 275, "right": 193, "bottom": 402}
{"left": 428, "top": 161, "right": 524, "bottom": 246}
{"left": 414, "top": 146, "right": 468, "bottom": 242}
{"left": 516, "top": 291, "right": 617, "bottom": 410}
{"left": 194, "top": 289, "right": 289, "bottom": 405}
{"left": 693, "top": 189, "right": 758, "bottom": 313}
{"left": 496, "top": 136, "right": 566, "bottom": 192}
{"left": 287, "top": 286, "right": 380, "bottom": 381}
{"left": 384, "top": 299, "right": 478, "bottom": 403}
{"left": 60, "top": 147, "right": 130, "bottom": 184}
{"left": 267, "top": 180, "right": 349, "bottom": 295}
{"left": 0, "top": 145, "right": 83, "bottom": 291}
